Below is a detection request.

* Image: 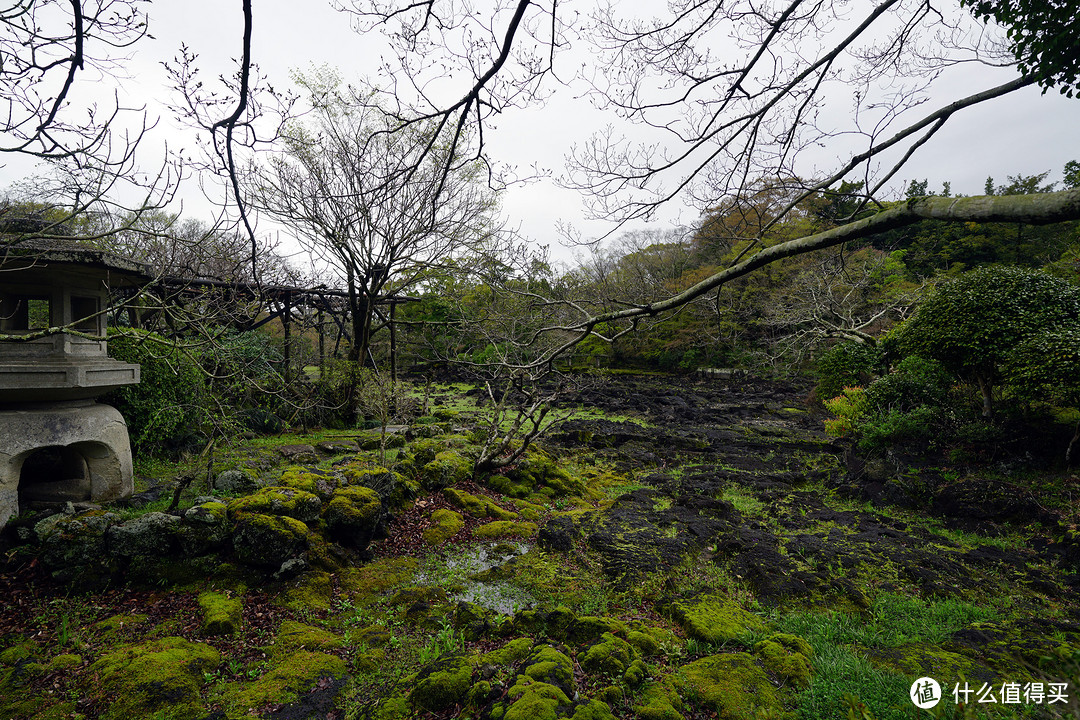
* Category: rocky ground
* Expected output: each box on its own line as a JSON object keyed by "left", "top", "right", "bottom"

{"left": 0, "top": 373, "right": 1078, "bottom": 720}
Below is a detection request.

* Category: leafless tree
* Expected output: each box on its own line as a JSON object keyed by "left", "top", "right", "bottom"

{"left": 246, "top": 71, "right": 505, "bottom": 364}
{"left": 333, "top": 0, "right": 1080, "bottom": 367}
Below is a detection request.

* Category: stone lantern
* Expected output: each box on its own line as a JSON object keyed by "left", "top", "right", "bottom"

{"left": 0, "top": 243, "right": 150, "bottom": 527}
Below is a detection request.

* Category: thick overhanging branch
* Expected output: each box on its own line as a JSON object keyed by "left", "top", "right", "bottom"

{"left": 523, "top": 187, "right": 1080, "bottom": 368}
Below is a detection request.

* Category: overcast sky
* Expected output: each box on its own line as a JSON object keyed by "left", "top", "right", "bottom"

{"left": 3, "top": 1, "right": 1079, "bottom": 266}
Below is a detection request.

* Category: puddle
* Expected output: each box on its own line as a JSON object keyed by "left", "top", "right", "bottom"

{"left": 414, "top": 541, "right": 535, "bottom": 615}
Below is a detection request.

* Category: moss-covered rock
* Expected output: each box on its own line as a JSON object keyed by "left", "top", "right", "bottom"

{"left": 444, "top": 487, "right": 518, "bottom": 520}
{"left": 473, "top": 520, "right": 538, "bottom": 539}
{"left": 324, "top": 485, "right": 382, "bottom": 548}
{"left": 522, "top": 645, "right": 575, "bottom": 695}
{"left": 567, "top": 616, "right": 629, "bottom": 645}
{"left": 422, "top": 450, "right": 473, "bottom": 490}
{"left": 481, "top": 637, "right": 536, "bottom": 667}
{"left": 409, "top": 655, "right": 474, "bottom": 712}
{"left": 669, "top": 593, "right": 765, "bottom": 644}
{"left": 225, "top": 650, "right": 347, "bottom": 713}
{"left": 677, "top": 653, "right": 789, "bottom": 720}
{"left": 497, "top": 676, "right": 573, "bottom": 720}
{"left": 634, "top": 678, "right": 685, "bottom": 720}
{"left": 232, "top": 513, "right": 309, "bottom": 568}
{"left": 37, "top": 511, "right": 121, "bottom": 583}
{"left": 867, "top": 644, "right": 996, "bottom": 685}
{"left": 753, "top": 633, "right": 813, "bottom": 689}
{"left": 178, "top": 501, "right": 230, "bottom": 556}
{"left": 571, "top": 699, "right": 617, "bottom": 720}
{"left": 580, "top": 632, "right": 638, "bottom": 677}
{"left": 272, "top": 621, "right": 344, "bottom": 655}
{"left": 423, "top": 508, "right": 464, "bottom": 545}
{"left": 88, "top": 637, "right": 220, "bottom": 720}
{"left": 276, "top": 465, "right": 336, "bottom": 494}
{"left": 343, "top": 465, "right": 414, "bottom": 509}
{"left": 228, "top": 486, "right": 322, "bottom": 523}
{"left": 490, "top": 449, "right": 582, "bottom": 498}
{"left": 198, "top": 591, "right": 242, "bottom": 636}
{"left": 107, "top": 512, "right": 181, "bottom": 558}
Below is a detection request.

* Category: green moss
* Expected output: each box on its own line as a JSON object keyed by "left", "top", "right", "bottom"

{"left": 626, "top": 630, "right": 662, "bottom": 656}
{"left": 677, "top": 653, "right": 789, "bottom": 720}
{"left": 633, "top": 678, "right": 685, "bottom": 720}
{"left": 372, "top": 693, "right": 411, "bottom": 720}
{"left": 232, "top": 512, "right": 310, "bottom": 568}
{"left": 273, "top": 620, "right": 344, "bottom": 656}
{"left": 277, "top": 466, "right": 334, "bottom": 493}
{"left": 423, "top": 508, "right": 465, "bottom": 545}
{"left": 227, "top": 486, "right": 322, "bottom": 523}
{"left": 867, "top": 644, "right": 995, "bottom": 684}
{"left": 338, "top": 557, "right": 419, "bottom": 602}
{"left": 571, "top": 698, "right": 617, "bottom": 719}
{"left": 0, "top": 643, "right": 34, "bottom": 665}
{"left": 580, "top": 632, "right": 638, "bottom": 676}
{"left": 523, "top": 645, "right": 574, "bottom": 692}
{"left": 624, "top": 658, "right": 648, "bottom": 687}
{"left": 409, "top": 656, "right": 474, "bottom": 712}
{"left": 198, "top": 591, "right": 242, "bottom": 636}
{"left": 422, "top": 451, "right": 473, "bottom": 489}
{"left": 568, "top": 616, "right": 629, "bottom": 644}
{"left": 47, "top": 653, "right": 82, "bottom": 671}
{"left": 473, "top": 520, "right": 538, "bottom": 539}
{"left": 481, "top": 637, "right": 536, "bottom": 667}
{"left": 280, "top": 571, "right": 336, "bottom": 612}
{"left": 444, "top": 487, "right": 518, "bottom": 520}
{"left": 753, "top": 634, "right": 813, "bottom": 689}
{"left": 89, "top": 636, "right": 220, "bottom": 720}
{"left": 669, "top": 593, "right": 765, "bottom": 644}
{"left": 225, "top": 650, "right": 346, "bottom": 713}
{"left": 512, "top": 499, "right": 544, "bottom": 520}
{"left": 502, "top": 676, "right": 572, "bottom": 720}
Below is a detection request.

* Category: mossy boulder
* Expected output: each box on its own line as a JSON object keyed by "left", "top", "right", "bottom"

{"left": 473, "top": 520, "right": 537, "bottom": 539}
{"left": 38, "top": 511, "right": 120, "bottom": 570}
{"left": 228, "top": 486, "right": 322, "bottom": 523}
{"left": 343, "top": 465, "right": 414, "bottom": 509}
{"left": 323, "top": 485, "right": 383, "bottom": 548}
{"left": 213, "top": 469, "right": 258, "bottom": 495}
{"left": 669, "top": 593, "right": 765, "bottom": 644}
{"left": 634, "top": 678, "right": 685, "bottom": 720}
{"left": 867, "top": 644, "right": 996, "bottom": 685}
{"left": 677, "top": 653, "right": 789, "bottom": 720}
{"left": 566, "top": 616, "right": 628, "bottom": 645}
{"left": 422, "top": 450, "right": 473, "bottom": 490}
{"left": 198, "top": 591, "right": 242, "bottom": 636}
{"left": 177, "top": 501, "right": 230, "bottom": 555}
{"left": 496, "top": 676, "right": 573, "bottom": 720}
{"left": 444, "top": 487, "right": 517, "bottom": 520}
{"left": 491, "top": 450, "right": 582, "bottom": 498}
{"left": 522, "top": 645, "right": 575, "bottom": 695}
{"left": 107, "top": 512, "right": 181, "bottom": 558}
{"left": 276, "top": 465, "right": 336, "bottom": 494}
{"left": 88, "top": 637, "right": 220, "bottom": 720}
{"left": 232, "top": 513, "right": 309, "bottom": 568}
{"left": 753, "top": 633, "right": 813, "bottom": 689}
{"left": 580, "top": 632, "right": 638, "bottom": 677}
{"left": 423, "top": 508, "right": 464, "bottom": 545}
{"left": 571, "top": 699, "right": 617, "bottom": 720}
{"left": 409, "top": 655, "right": 474, "bottom": 712}
{"left": 225, "top": 650, "right": 347, "bottom": 713}
{"left": 273, "top": 620, "right": 344, "bottom": 655}
{"left": 481, "top": 637, "right": 536, "bottom": 667}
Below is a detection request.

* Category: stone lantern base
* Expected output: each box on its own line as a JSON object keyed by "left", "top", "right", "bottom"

{"left": 0, "top": 401, "right": 134, "bottom": 525}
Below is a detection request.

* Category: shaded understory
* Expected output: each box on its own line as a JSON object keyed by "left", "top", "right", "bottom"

{"left": 1, "top": 374, "right": 1078, "bottom": 720}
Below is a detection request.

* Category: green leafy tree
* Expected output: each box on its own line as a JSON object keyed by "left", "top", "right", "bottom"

{"left": 888, "top": 266, "right": 1080, "bottom": 416}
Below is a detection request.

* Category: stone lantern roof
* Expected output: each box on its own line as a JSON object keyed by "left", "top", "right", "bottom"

{"left": 0, "top": 240, "right": 152, "bottom": 403}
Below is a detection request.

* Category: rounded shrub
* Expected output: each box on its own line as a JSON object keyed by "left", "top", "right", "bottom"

{"left": 814, "top": 342, "right": 884, "bottom": 402}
